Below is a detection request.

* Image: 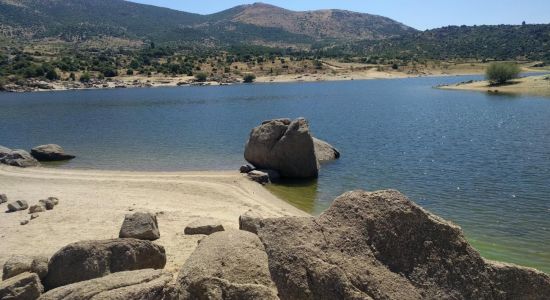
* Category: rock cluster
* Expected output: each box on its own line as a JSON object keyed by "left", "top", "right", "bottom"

{"left": 7, "top": 200, "right": 29, "bottom": 212}
{"left": 0, "top": 144, "right": 75, "bottom": 168}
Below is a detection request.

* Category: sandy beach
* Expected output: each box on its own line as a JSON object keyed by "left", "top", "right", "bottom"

{"left": 0, "top": 165, "right": 306, "bottom": 277}
{"left": 439, "top": 74, "right": 550, "bottom": 97}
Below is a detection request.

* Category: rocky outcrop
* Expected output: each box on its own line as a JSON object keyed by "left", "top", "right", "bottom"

{"left": 2, "top": 255, "right": 48, "bottom": 281}
{"left": 313, "top": 137, "right": 340, "bottom": 162}
{"left": 253, "top": 190, "right": 550, "bottom": 300}
{"left": 119, "top": 212, "right": 160, "bottom": 241}
{"left": 30, "top": 144, "right": 76, "bottom": 162}
{"left": 184, "top": 218, "right": 224, "bottom": 235}
{"left": 176, "top": 230, "right": 278, "bottom": 299}
{"left": 39, "top": 269, "right": 173, "bottom": 300}
{"left": 7, "top": 200, "right": 29, "bottom": 212}
{"left": 1, "top": 150, "right": 40, "bottom": 167}
{"left": 44, "top": 239, "right": 166, "bottom": 290}
{"left": 244, "top": 118, "right": 318, "bottom": 178}
{"left": 0, "top": 272, "right": 44, "bottom": 300}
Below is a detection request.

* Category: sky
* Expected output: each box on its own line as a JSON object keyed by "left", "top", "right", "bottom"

{"left": 130, "top": 0, "right": 550, "bottom": 30}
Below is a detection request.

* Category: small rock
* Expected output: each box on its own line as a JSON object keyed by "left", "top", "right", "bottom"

{"left": 3, "top": 255, "right": 33, "bottom": 280}
{"left": 313, "top": 137, "right": 341, "bottom": 162}
{"left": 0, "top": 193, "right": 7, "bottom": 204}
{"left": 30, "top": 213, "right": 39, "bottom": 220}
{"left": 239, "top": 164, "right": 254, "bottom": 173}
{"left": 39, "top": 199, "right": 55, "bottom": 210}
{"left": 259, "top": 169, "right": 280, "bottom": 182}
{"left": 21, "top": 220, "right": 29, "bottom": 225}
{"left": 48, "top": 197, "right": 59, "bottom": 205}
{"left": 30, "top": 256, "right": 48, "bottom": 280}
{"left": 247, "top": 170, "right": 270, "bottom": 184}
{"left": 7, "top": 200, "right": 29, "bottom": 212}
{"left": 119, "top": 212, "right": 160, "bottom": 241}
{"left": 0, "top": 272, "right": 44, "bottom": 300}
{"left": 30, "top": 144, "right": 76, "bottom": 161}
{"left": 29, "top": 204, "right": 45, "bottom": 213}
{"left": 184, "top": 218, "right": 224, "bottom": 235}
{"left": 239, "top": 209, "right": 264, "bottom": 234}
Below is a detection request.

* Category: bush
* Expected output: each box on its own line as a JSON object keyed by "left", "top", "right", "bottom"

{"left": 80, "top": 72, "right": 91, "bottom": 83}
{"left": 243, "top": 73, "right": 256, "bottom": 83}
{"left": 126, "top": 69, "right": 134, "bottom": 75}
{"left": 194, "top": 72, "right": 208, "bottom": 82}
{"left": 103, "top": 68, "right": 118, "bottom": 78}
{"left": 486, "top": 63, "right": 520, "bottom": 84}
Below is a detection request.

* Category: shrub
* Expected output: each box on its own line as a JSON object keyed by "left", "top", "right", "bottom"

{"left": 243, "top": 73, "right": 256, "bottom": 83}
{"left": 194, "top": 72, "right": 208, "bottom": 82}
{"left": 486, "top": 63, "right": 520, "bottom": 84}
{"left": 103, "top": 68, "right": 117, "bottom": 78}
{"left": 126, "top": 69, "right": 134, "bottom": 75}
{"left": 79, "top": 72, "right": 91, "bottom": 82}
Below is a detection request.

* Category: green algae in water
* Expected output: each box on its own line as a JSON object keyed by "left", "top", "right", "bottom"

{"left": 266, "top": 179, "right": 322, "bottom": 214}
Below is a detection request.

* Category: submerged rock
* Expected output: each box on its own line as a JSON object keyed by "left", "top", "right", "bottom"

{"left": 313, "top": 137, "right": 340, "bottom": 162}
{"left": 119, "top": 212, "right": 160, "bottom": 241}
{"left": 253, "top": 190, "right": 550, "bottom": 300}
{"left": 244, "top": 118, "right": 318, "bottom": 178}
{"left": 1, "top": 150, "right": 40, "bottom": 168}
{"left": 176, "top": 230, "right": 278, "bottom": 299}
{"left": 39, "top": 269, "right": 173, "bottom": 300}
{"left": 30, "top": 144, "right": 76, "bottom": 161}
{"left": 184, "top": 218, "right": 224, "bottom": 236}
{"left": 44, "top": 238, "right": 166, "bottom": 290}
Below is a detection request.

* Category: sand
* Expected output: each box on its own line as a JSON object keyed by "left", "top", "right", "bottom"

{"left": 0, "top": 165, "right": 307, "bottom": 277}
{"left": 439, "top": 75, "right": 550, "bottom": 97}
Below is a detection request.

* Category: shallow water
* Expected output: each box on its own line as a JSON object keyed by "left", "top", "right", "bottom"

{"left": 0, "top": 76, "right": 548, "bottom": 273}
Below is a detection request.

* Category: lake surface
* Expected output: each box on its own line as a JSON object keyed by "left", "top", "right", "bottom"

{"left": 0, "top": 76, "right": 549, "bottom": 273}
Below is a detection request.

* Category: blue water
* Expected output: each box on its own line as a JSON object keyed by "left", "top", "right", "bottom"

{"left": 0, "top": 76, "right": 548, "bottom": 273}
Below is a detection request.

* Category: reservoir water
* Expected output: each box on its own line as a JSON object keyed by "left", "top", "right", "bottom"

{"left": 0, "top": 75, "right": 549, "bottom": 273}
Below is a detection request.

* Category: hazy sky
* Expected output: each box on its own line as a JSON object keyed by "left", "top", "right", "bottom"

{"left": 129, "top": 0, "right": 550, "bottom": 30}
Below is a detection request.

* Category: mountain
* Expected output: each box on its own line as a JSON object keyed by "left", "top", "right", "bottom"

{"left": 0, "top": 0, "right": 416, "bottom": 47}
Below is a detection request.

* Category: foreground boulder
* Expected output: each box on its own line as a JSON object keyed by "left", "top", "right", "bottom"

{"left": 119, "top": 212, "right": 160, "bottom": 241}
{"left": 7, "top": 200, "right": 29, "bottom": 212}
{"left": 2, "top": 255, "right": 48, "bottom": 280}
{"left": 184, "top": 218, "right": 224, "bottom": 235}
{"left": 254, "top": 190, "right": 550, "bottom": 300}
{"left": 176, "top": 230, "right": 278, "bottom": 299}
{"left": 313, "top": 137, "right": 340, "bottom": 161}
{"left": 39, "top": 269, "right": 173, "bottom": 300}
{"left": 0, "top": 150, "right": 40, "bottom": 167}
{"left": 0, "top": 272, "right": 44, "bottom": 300}
{"left": 44, "top": 238, "right": 166, "bottom": 290}
{"left": 244, "top": 118, "right": 318, "bottom": 178}
{"left": 30, "top": 144, "right": 76, "bottom": 161}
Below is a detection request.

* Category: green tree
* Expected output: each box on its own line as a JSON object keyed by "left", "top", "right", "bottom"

{"left": 126, "top": 69, "right": 134, "bottom": 75}
{"left": 194, "top": 72, "right": 208, "bottom": 82}
{"left": 243, "top": 73, "right": 256, "bottom": 83}
{"left": 486, "top": 63, "right": 520, "bottom": 85}
{"left": 80, "top": 72, "right": 91, "bottom": 83}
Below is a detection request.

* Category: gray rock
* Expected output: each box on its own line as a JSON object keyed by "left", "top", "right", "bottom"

{"left": 244, "top": 118, "right": 319, "bottom": 178}
{"left": 47, "top": 197, "right": 59, "bottom": 206}
{"left": 0, "top": 150, "right": 40, "bottom": 168}
{"left": 239, "top": 210, "right": 263, "bottom": 234}
{"left": 313, "top": 137, "right": 340, "bottom": 162}
{"left": 0, "top": 145, "right": 11, "bottom": 157}
{"left": 255, "top": 190, "right": 550, "bottom": 300}
{"left": 0, "top": 272, "right": 44, "bottom": 300}
{"left": 29, "top": 204, "right": 46, "bottom": 214}
{"left": 0, "top": 193, "right": 7, "bottom": 204}
{"left": 3, "top": 255, "right": 34, "bottom": 280}
{"left": 239, "top": 164, "right": 254, "bottom": 173}
{"left": 30, "top": 213, "right": 40, "bottom": 220}
{"left": 44, "top": 238, "right": 166, "bottom": 290}
{"left": 30, "top": 144, "right": 76, "bottom": 161}
{"left": 119, "top": 212, "right": 160, "bottom": 241}
{"left": 20, "top": 219, "right": 29, "bottom": 225}
{"left": 8, "top": 200, "right": 29, "bottom": 212}
{"left": 39, "top": 269, "right": 173, "bottom": 300}
{"left": 176, "top": 230, "right": 278, "bottom": 299}
{"left": 247, "top": 170, "right": 270, "bottom": 184}
{"left": 30, "top": 256, "right": 49, "bottom": 280}
{"left": 39, "top": 199, "right": 55, "bottom": 210}
{"left": 184, "top": 218, "right": 224, "bottom": 235}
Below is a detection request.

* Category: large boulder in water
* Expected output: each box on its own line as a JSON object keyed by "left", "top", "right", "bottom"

{"left": 176, "top": 230, "right": 279, "bottom": 299}
{"left": 44, "top": 238, "right": 166, "bottom": 290}
{"left": 0, "top": 150, "right": 40, "bottom": 167}
{"left": 31, "top": 144, "right": 75, "bottom": 161}
{"left": 313, "top": 137, "right": 340, "bottom": 162}
{"left": 244, "top": 118, "right": 318, "bottom": 178}
{"left": 254, "top": 190, "right": 550, "bottom": 299}
{"left": 39, "top": 269, "right": 173, "bottom": 300}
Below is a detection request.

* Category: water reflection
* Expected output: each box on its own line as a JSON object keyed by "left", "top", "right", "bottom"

{"left": 266, "top": 178, "right": 319, "bottom": 214}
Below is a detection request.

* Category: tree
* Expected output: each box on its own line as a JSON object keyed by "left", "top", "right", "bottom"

{"left": 80, "top": 72, "right": 91, "bottom": 83}
{"left": 194, "top": 72, "right": 208, "bottom": 82}
{"left": 243, "top": 73, "right": 256, "bottom": 83}
{"left": 485, "top": 62, "right": 520, "bottom": 85}
{"left": 126, "top": 69, "right": 134, "bottom": 75}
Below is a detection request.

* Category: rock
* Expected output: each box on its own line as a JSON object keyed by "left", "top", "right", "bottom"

{"left": 254, "top": 190, "right": 550, "bottom": 300}
{"left": 247, "top": 170, "right": 270, "bottom": 184}
{"left": 30, "top": 256, "right": 49, "bottom": 280}
{"left": 30, "top": 213, "right": 39, "bottom": 220}
{"left": 44, "top": 238, "right": 166, "bottom": 290}
{"left": 0, "top": 145, "right": 11, "bottom": 159}
{"left": 313, "top": 137, "right": 340, "bottom": 162}
{"left": 29, "top": 204, "right": 46, "bottom": 213}
{"left": 0, "top": 150, "right": 40, "bottom": 168}
{"left": 30, "top": 144, "right": 76, "bottom": 161}
{"left": 244, "top": 118, "right": 319, "bottom": 178}
{"left": 0, "top": 193, "right": 7, "bottom": 204}
{"left": 7, "top": 200, "right": 29, "bottom": 212}
{"left": 119, "top": 212, "right": 160, "bottom": 241}
{"left": 0, "top": 272, "right": 44, "bottom": 300}
{"left": 239, "top": 210, "right": 263, "bottom": 234}
{"left": 3, "top": 255, "right": 34, "bottom": 280}
{"left": 176, "top": 230, "right": 278, "bottom": 299}
{"left": 39, "top": 269, "right": 173, "bottom": 300}
{"left": 239, "top": 164, "right": 254, "bottom": 173}
{"left": 39, "top": 199, "right": 55, "bottom": 210}
{"left": 20, "top": 220, "right": 29, "bottom": 225}
{"left": 259, "top": 169, "right": 280, "bottom": 182}
{"left": 47, "top": 197, "right": 59, "bottom": 206}
{"left": 184, "top": 218, "right": 224, "bottom": 235}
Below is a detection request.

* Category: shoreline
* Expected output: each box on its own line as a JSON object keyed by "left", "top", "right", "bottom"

{"left": 438, "top": 74, "right": 550, "bottom": 97}
{"left": 0, "top": 165, "right": 307, "bottom": 277}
